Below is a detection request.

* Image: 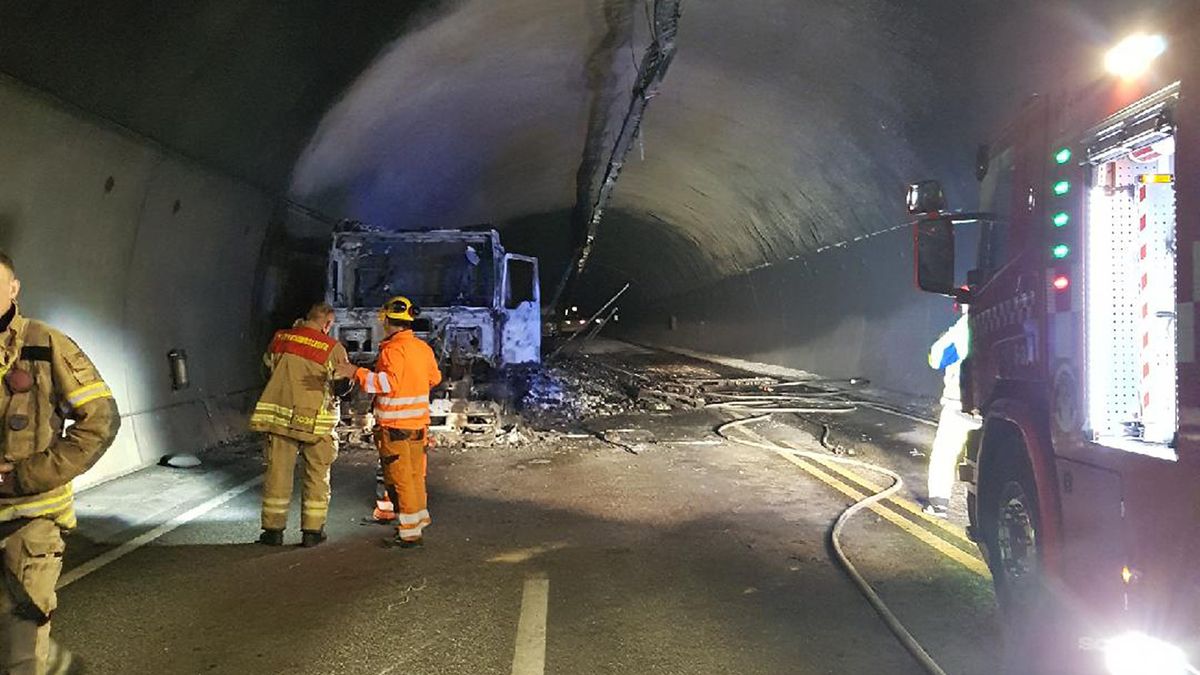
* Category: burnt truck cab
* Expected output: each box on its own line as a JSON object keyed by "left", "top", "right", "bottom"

{"left": 910, "top": 22, "right": 1199, "bottom": 675}
{"left": 327, "top": 226, "right": 540, "bottom": 435}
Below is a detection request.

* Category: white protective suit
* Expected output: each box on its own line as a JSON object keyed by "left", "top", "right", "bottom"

{"left": 926, "top": 312, "right": 979, "bottom": 504}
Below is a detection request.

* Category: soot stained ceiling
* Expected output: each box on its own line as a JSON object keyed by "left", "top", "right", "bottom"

{"left": 0, "top": 0, "right": 1179, "bottom": 304}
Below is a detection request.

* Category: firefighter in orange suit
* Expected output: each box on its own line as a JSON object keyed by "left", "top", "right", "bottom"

{"left": 250, "top": 303, "right": 349, "bottom": 548}
{"left": 336, "top": 296, "right": 441, "bottom": 548}
{"left": 0, "top": 251, "right": 120, "bottom": 674}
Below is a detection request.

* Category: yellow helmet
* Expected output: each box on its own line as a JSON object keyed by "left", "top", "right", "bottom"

{"left": 380, "top": 296, "right": 418, "bottom": 323}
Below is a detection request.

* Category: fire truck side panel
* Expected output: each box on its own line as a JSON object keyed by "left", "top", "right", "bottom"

{"left": 967, "top": 16, "right": 1200, "bottom": 651}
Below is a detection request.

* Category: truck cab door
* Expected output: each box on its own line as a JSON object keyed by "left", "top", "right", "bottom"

{"left": 500, "top": 254, "right": 541, "bottom": 365}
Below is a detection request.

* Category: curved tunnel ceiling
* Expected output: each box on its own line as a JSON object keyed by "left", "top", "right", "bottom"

{"left": 0, "top": 0, "right": 1181, "bottom": 305}
{"left": 291, "top": 0, "right": 981, "bottom": 301}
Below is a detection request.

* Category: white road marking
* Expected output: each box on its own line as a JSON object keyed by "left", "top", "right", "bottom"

{"left": 488, "top": 542, "right": 568, "bottom": 564}
{"left": 511, "top": 574, "right": 550, "bottom": 675}
{"left": 58, "top": 475, "right": 263, "bottom": 590}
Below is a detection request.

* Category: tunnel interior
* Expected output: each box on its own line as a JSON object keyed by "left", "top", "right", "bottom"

{"left": 0, "top": 0, "right": 1180, "bottom": 484}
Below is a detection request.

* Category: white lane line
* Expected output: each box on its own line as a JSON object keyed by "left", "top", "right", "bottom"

{"left": 858, "top": 402, "right": 938, "bottom": 427}
{"left": 511, "top": 574, "right": 550, "bottom": 675}
{"left": 58, "top": 475, "right": 263, "bottom": 590}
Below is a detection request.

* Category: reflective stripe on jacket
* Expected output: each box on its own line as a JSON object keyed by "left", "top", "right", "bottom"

{"left": 0, "top": 484, "right": 75, "bottom": 529}
{"left": 355, "top": 330, "right": 442, "bottom": 430}
{"left": 251, "top": 323, "right": 347, "bottom": 442}
{"left": 0, "top": 308, "right": 120, "bottom": 529}
{"left": 929, "top": 314, "right": 970, "bottom": 406}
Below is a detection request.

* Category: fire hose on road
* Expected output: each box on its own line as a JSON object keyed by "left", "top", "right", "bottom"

{"left": 712, "top": 392, "right": 950, "bottom": 675}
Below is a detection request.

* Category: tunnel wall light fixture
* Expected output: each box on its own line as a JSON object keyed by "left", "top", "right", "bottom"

{"left": 167, "top": 349, "right": 190, "bottom": 390}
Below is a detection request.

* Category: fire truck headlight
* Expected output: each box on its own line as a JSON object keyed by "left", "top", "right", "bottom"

{"left": 1104, "top": 34, "right": 1167, "bottom": 79}
{"left": 1104, "top": 632, "right": 1188, "bottom": 675}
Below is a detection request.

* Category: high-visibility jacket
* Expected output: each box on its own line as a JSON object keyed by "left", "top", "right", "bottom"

{"left": 929, "top": 313, "right": 970, "bottom": 405}
{"left": 0, "top": 306, "right": 121, "bottom": 529}
{"left": 250, "top": 322, "right": 348, "bottom": 443}
{"left": 354, "top": 330, "right": 442, "bottom": 430}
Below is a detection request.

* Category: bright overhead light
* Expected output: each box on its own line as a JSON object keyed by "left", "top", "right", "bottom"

{"left": 1105, "top": 33, "right": 1167, "bottom": 80}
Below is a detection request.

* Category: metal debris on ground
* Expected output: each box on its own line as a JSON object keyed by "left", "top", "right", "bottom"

{"left": 440, "top": 351, "right": 897, "bottom": 451}
{"left": 599, "top": 428, "right": 657, "bottom": 455}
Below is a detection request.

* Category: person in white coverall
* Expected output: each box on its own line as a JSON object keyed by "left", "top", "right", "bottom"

{"left": 924, "top": 307, "right": 979, "bottom": 518}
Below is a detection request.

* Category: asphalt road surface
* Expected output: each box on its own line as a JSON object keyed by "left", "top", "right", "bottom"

{"left": 55, "top": 342, "right": 999, "bottom": 675}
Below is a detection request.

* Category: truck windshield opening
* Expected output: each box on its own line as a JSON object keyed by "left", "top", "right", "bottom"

{"left": 350, "top": 240, "right": 496, "bottom": 309}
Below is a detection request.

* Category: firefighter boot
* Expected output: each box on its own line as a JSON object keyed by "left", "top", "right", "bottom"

{"left": 922, "top": 497, "right": 950, "bottom": 519}
{"left": 363, "top": 486, "right": 400, "bottom": 525}
{"left": 385, "top": 534, "right": 424, "bottom": 549}
{"left": 257, "top": 529, "right": 284, "bottom": 546}
{"left": 300, "top": 529, "right": 327, "bottom": 548}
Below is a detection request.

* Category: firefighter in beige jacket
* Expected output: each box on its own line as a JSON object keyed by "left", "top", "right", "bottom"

{"left": 250, "top": 303, "right": 349, "bottom": 548}
{"left": 0, "top": 252, "right": 120, "bottom": 674}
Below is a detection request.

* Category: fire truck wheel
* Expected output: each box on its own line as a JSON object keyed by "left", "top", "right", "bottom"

{"left": 981, "top": 448, "right": 1066, "bottom": 670}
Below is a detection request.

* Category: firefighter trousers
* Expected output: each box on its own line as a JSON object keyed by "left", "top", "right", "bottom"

{"left": 261, "top": 433, "right": 337, "bottom": 532}
{"left": 927, "top": 405, "right": 976, "bottom": 503}
{"left": 375, "top": 430, "right": 430, "bottom": 541}
{"left": 0, "top": 518, "right": 74, "bottom": 675}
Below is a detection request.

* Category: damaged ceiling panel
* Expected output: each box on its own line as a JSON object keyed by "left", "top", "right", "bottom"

{"left": 581, "top": 0, "right": 984, "bottom": 298}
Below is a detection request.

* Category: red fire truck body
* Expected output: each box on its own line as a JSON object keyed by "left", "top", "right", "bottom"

{"left": 913, "top": 13, "right": 1198, "bottom": 672}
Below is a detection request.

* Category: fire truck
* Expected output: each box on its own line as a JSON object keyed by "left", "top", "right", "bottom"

{"left": 910, "top": 18, "right": 1198, "bottom": 675}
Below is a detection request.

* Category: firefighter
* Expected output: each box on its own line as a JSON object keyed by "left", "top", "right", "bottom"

{"left": 924, "top": 304, "right": 979, "bottom": 518}
{"left": 250, "top": 303, "right": 350, "bottom": 547}
{"left": 335, "top": 296, "right": 441, "bottom": 548}
{"left": 0, "top": 251, "right": 120, "bottom": 674}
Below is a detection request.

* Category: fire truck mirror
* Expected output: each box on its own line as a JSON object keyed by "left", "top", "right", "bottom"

{"left": 914, "top": 217, "right": 956, "bottom": 296}
{"left": 906, "top": 180, "right": 946, "bottom": 215}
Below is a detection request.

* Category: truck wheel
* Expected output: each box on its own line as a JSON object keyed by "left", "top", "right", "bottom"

{"left": 980, "top": 449, "right": 1062, "bottom": 671}
{"left": 990, "top": 458, "right": 1040, "bottom": 614}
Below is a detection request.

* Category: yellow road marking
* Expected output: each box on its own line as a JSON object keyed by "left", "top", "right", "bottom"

{"left": 768, "top": 437, "right": 973, "bottom": 545}
{"left": 736, "top": 427, "right": 990, "bottom": 578}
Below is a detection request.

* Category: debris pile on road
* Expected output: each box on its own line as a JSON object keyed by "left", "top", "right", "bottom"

{"left": 434, "top": 344, "right": 900, "bottom": 451}
{"left": 513, "top": 355, "right": 641, "bottom": 429}
{"left": 510, "top": 355, "right": 857, "bottom": 431}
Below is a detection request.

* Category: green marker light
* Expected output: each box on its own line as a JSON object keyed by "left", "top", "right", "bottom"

{"left": 1053, "top": 212, "right": 1070, "bottom": 227}
{"left": 1052, "top": 244, "right": 1070, "bottom": 259}
{"left": 1055, "top": 147, "right": 1072, "bottom": 165}
{"left": 1053, "top": 180, "right": 1071, "bottom": 196}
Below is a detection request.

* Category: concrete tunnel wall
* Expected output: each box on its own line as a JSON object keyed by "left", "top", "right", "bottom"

{"left": 0, "top": 76, "right": 273, "bottom": 488}
{"left": 619, "top": 228, "right": 959, "bottom": 398}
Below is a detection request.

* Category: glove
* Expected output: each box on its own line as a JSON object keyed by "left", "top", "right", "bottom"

{"left": 0, "top": 463, "right": 17, "bottom": 497}
{"left": 332, "top": 378, "right": 355, "bottom": 399}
